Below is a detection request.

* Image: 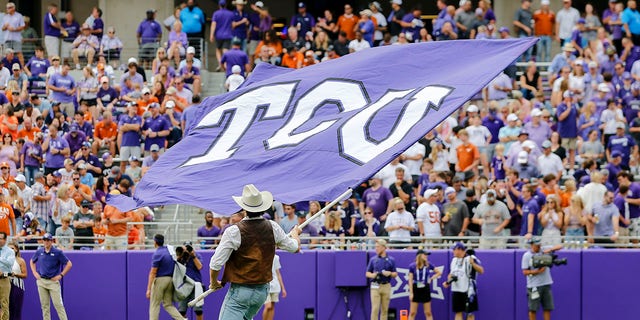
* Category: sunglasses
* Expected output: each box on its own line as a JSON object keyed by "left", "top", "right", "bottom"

{"left": 73, "top": 178, "right": 80, "bottom": 181}
{"left": 364, "top": 212, "right": 373, "bottom": 215}
{"left": 1, "top": 167, "right": 8, "bottom": 170}
{"left": 175, "top": 81, "right": 183, "bottom": 84}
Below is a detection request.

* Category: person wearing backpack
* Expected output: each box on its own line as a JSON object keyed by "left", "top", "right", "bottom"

{"left": 176, "top": 241, "right": 204, "bottom": 320}
{"left": 146, "top": 234, "right": 185, "bottom": 320}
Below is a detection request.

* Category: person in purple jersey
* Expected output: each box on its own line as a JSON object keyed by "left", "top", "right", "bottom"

{"left": 136, "top": 10, "right": 162, "bottom": 68}
{"left": 482, "top": 105, "right": 504, "bottom": 161}
{"left": 210, "top": 0, "right": 234, "bottom": 71}
{"left": 63, "top": 123, "right": 86, "bottom": 155}
{"left": 197, "top": 211, "right": 220, "bottom": 249}
{"left": 617, "top": 171, "right": 640, "bottom": 245}
{"left": 118, "top": 103, "right": 142, "bottom": 171}
{"left": 556, "top": 90, "right": 579, "bottom": 171}
{"left": 231, "top": 0, "right": 250, "bottom": 51}
{"left": 24, "top": 46, "right": 49, "bottom": 84}
{"left": 43, "top": 3, "right": 64, "bottom": 57}
{"left": 607, "top": 122, "right": 638, "bottom": 169}
{"left": 142, "top": 103, "right": 170, "bottom": 154}
{"left": 42, "top": 125, "right": 69, "bottom": 175}
{"left": 521, "top": 185, "right": 541, "bottom": 241}
{"left": 220, "top": 38, "right": 249, "bottom": 77}
{"left": 359, "top": 175, "right": 393, "bottom": 224}
{"left": 46, "top": 63, "right": 76, "bottom": 118}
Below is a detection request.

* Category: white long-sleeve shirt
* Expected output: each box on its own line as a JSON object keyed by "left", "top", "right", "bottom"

{"left": 209, "top": 217, "right": 298, "bottom": 271}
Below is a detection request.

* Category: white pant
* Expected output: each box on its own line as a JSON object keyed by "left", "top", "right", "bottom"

{"left": 45, "top": 36, "right": 60, "bottom": 57}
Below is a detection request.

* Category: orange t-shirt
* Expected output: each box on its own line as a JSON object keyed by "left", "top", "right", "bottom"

{"left": 17, "top": 127, "right": 41, "bottom": 142}
{"left": 2, "top": 175, "right": 15, "bottom": 189}
{"left": 70, "top": 183, "right": 92, "bottom": 206}
{"left": 456, "top": 143, "right": 479, "bottom": 171}
{"left": 103, "top": 205, "right": 132, "bottom": 237}
{"left": 0, "top": 115, "right": 18, "bottom": 139}
{"left": 95, "top": 121, "right": 118, "bottom": 140}
{"left": 559, "top": 191, "right": 572, "bottom": 208}
{"left": 93, "top": 225, "right": 107, "bottom": 244}
{"left": 533, "top": 11, "right": 555, "bottom": 36}
{"left": 281, "top": 52, "right": 304, "bottom": 69}
{"left": 136, "top": 97, "right": 159, "bottom": 116}
{"left": 0, "top": 203, "right": 15, "bottom": 236}
{"left": 253, "top": 41, "right": 283, "bottom": 60}
{"left": 337, "top": 15, "right": 358, "bottom": 40}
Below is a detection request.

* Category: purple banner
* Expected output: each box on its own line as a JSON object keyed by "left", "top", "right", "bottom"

{"left": 109, "top": 38, "right": 537, "bottom": 214}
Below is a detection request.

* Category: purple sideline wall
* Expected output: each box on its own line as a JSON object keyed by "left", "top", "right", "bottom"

{"left": 17, "top": 249, "right": 640, "bottom": 320}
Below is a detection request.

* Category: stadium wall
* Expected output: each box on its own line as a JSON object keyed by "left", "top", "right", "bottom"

{"left": 18, "top": 249, "right": 638, "bottom": 320}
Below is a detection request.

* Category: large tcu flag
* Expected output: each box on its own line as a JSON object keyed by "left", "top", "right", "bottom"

{"left": 110, "top": 39, "right": 536, "bottom": 214}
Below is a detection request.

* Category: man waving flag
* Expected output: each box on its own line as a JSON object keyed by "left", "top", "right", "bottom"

{"left": 109, "top": 38, "right": 537, "bottom": 214}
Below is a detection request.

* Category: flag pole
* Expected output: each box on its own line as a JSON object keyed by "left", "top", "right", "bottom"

{"left": 189, "top": 188, "right": 353, "bottom": 307}
{"left": 291, "top": 188, "right": 353, "bottom": 236}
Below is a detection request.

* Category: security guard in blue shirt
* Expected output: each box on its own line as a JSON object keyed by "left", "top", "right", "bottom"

{"left": 365, "top": 239, "right": 398, "bottom": 320}
{"left": 29, "top": 232, "right": 72, "bottom": 320}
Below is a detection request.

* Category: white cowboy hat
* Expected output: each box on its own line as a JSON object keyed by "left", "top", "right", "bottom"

{"left": 233, "top": 184, "right": 274, "bottom": 212}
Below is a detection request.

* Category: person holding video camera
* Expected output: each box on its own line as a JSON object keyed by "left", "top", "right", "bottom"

{"left": 443, "top": 242, "right": 484, "bottom": 320}
{"left": 521, "top": 237, "right": 563, "bottom": 320}
{"left": 176, "top": 241, "right": 204, "bottom": 320}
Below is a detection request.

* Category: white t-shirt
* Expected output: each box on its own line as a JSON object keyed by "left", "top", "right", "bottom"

{"left": 466, "top": 125, "right": 491, "bottom": 147}
{"left": 600, "top": 108, "right": 624, "bottom": 134}
{"left": 377, "top": 162, "right": 412, "bottom": 188}
{"left": 268, "top": 255, "right": 282, "bottom": 293}
{"left": 402, "top": 142, "right": 426, "bottom": 176}
{"left": 225, "top": 74, "right": 245, "bottom": 92}
{"left": 556, "top": 7, "right": 580, "bottom": 39}
{"left": 385, "top": 210, "right": 415, "bottom": 242}
{"left": 372, "top": 12, "right": 387, "bottom": 41}
{"left": 416, "top": 202, "right": 442, "bottom": 237}
{"left": 348, "top": 39, "right": 371, "bottom": 52}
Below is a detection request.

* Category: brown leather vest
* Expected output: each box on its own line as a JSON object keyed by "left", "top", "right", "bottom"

{"left": 222, "top": 218, "right": 275, "bottom": 285}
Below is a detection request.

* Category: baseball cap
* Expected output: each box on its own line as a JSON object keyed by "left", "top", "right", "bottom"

{"left": 101, "top": 152, "right": 112, "bottom": 160}
{"left": 485, "top": 189, "right": 497, "bottom": 198}
{"left": 542, "top": 140, "right": 552, "bottom": 149}
{"left": 531, "top": 108, "right": 542, "bottom": 117}
{"left": 231, "top": 65, "right": 241, "bottom": 74}
{"left": 295, "top": 211, "right": 306, "bottom": 218}
{"left": 523, "top": 140, "right": 536, "bottom": 150}
{"left": 616, "top": 122, "right": 626, "bottom": 129}
{"left": 623, "top": 72, "right": 632, "bottom": 80}
{"left": 187, "top": 46, "right": 196, "bottom": 54}
{"left": 518, "top": 150, "right": 529, "bottom": 164}
{"left": 298, "top": 2, "right": 306, "bottom": 8}
{"left": 77, "top": 163, "right": 87, "bottom": 170}
{"left": 588, "top": 61, "right": 598, "bottom": 69}
{"left": 467, "top": 104, "right": 479, "bottom": 113}
{"left": 445, "top": 186, "right": 456, "bottom": 196}
{"left": 129, "top": 156, "right": 139, "bottom": 162}
{"left": 255, "top": 1, "right": 264, "bottom": 8}
{"left": 452, "top": 242, "right": 466, "bottom": 250}
{"left": 82, "top": 23, "right": 91, "bottom": 30}
{"left": 14, "top": 174, "right": 25, "bottom": 182}
{"left": 475, "top": 8, "right": 483, "bottom": 16}
{"left": 562, "top": 90, "right": 573, "bottom": 98}
{"left": 231, "top": 37, "right": 242, "bottom": 46}
{"left": 147, "top": 102, "right": 159, "bottom": 109}
{"left": 165, "top": 100, "right": 175, "bottom": 109}
{"left": 507, "top": 113, "right": 518, "bottom": 122}
{"left": 562, "top": 43, "right": 575, "bottom": 52}
{"left": 519, "top": 129, "right": 529, "bottom": 136}
{"left": 110, "top": 166, "right": 121, "bottom": 175}
{"left": 390, "top": 0, "right": 402, "bottom": 5}
{"left": 81, "top": 141, "right": 91, "bottom": 148}
{"left": 423, "top": 189, "right": 438, "bottom": 198}
{"left": 100, "top": 76, "right": 109, "bottom": 83}
{"left": 81, "top": 199, "right": 92, "bottom": 207}
{"left": 42, "top": 233, "right": 53, "bottom": 241}
{"left": 541, "top": 0, "right": 550, "bottom": 5}
{"left": 150, "top": 144, "right": 160, "bottom": 152}
{"left": 577, "top": 18, "right": 586, "bottom": 24}
{"left": 146, "top": 9, "right": 157, "bottom": 14}
{"left": 63, "top": 158, "right": 74, "bottom": 166}
{"left": 11, "top": 63, "right": 19, "bottom": 71}
{"left": 611, "top": 150, "right": 623, "bottom": 158}
{"left": 166, "top": 87, "right": 177, "bottom": 95}
{"left": 141, "top": 87, "right": 151, "bottom": 95}
{"left": 416, "top": 249, "right": 431, "bottom": 256}
{"left": 219, "top": 0, "right": 226, "bottom": 5}
{"left": 498, "top": 26, "right": 509, "bottom": 33}
{"left": 360, "top": 9, "right": 373, "bottom": 16}
{"left": 69, "top": 123, "right": 79, "bottom": 132}
{"left": 528, "top": 236, "right": 542, "bottom": 245}
{"left": 52, "top": 170, "right": 62, "bottom": 177}
{"left": 127, "top": 57, "right": 138, "bottom": 65}
{"left": 371, "top": 1, "right": 382, "bottom": 10}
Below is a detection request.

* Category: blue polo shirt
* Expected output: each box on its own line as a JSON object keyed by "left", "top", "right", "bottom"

{"left": 366, "top": 254, "right": 396, "bottom": 284}
{"left": 118, "top": 114, "right": 142, "bottom": 147}
{"left": 32, "top": 246, "right": 69, "bottom": 279}
{"left": 152, "top": 246, "right": 174, "bottom": 277}
{"left": 232, "top": 10, "right": 249, "bottom": 40}
{"left": 180, "top": 7, "right": 205, "bottom": 34}
{"left": 44, "top": 12, "right": 61, "bottom": 37}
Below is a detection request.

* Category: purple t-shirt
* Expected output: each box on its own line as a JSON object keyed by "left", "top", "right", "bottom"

{"left": 142, "top": 115, "right": 171, "bottom": 151}
{"left": 44, "top": 12, "right": 61, "bottom": 37}
{"left": 482, "top": 115, "right": 504, "bottom": 144}
{"left": 98, "top": 86, "right": 118, "bottom": 104}
{"left": 26, "top": 57, "right": 50, "bottom": 77}
{"left": 20, "top": 141, "right": 42, "bottom": 167}
{"left": 212, "top": 8, "right": 234, "bottom": 40}
{"left": 168, "top": 31, "right": 187, "bottom": 48}
{"left": 491, "top": 156, "right": 506, "bottom": 180}
{"left": 361, "top": 186, "right": 393, "bottom": 219}
{"left": 627, "top": 183, "right": 640, "bottom": 219}
{"left": 45, "top": 136, "right": 69, "bottom": 168}
{"left": 179, "top": 65, "right": 200, "bottom": 85}
{"left": 48, "top": 73, "right": 76, "bottom": 103}
{"left": 608, "top": 134, "right": 636, "bottom": 167}
{"left": 520, "top": 197, "right": 541, "bottom": 236}
{"left": 220, "top": 48, "right": 249, "bottom": 77}
{"left": 137, "top": 20, "right": 162, "bottom": 44}
{"left": 93, "top": 17, "right": 104, "bottom": 39}
{"left": 556, "top": 102, "right": 578, "bottom": 138}
{"left": 197, "top": 225, "right": 221, "bottom": 246}
{"left": 119, "top": 114, "right": 142, "bottom": 147}
{"left": 61, "top": 21, "right": 80, "bottom": 42}
{"left": 232, "top": 10, "right": 249, "bottom": 40}
{"left": 408, "top": 262, "right": 435, "bottom": 285}
{"left": 64, "top": 131, "right": 87, "bottom": 155}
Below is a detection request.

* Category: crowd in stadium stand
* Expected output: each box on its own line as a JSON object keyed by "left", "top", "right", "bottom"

{"left": 0, "top": 0, "right": 637, "bottom": 250}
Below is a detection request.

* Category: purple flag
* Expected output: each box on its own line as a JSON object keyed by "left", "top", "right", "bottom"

{"left": 109, "top": 39, "right": 536, "bottom": 214}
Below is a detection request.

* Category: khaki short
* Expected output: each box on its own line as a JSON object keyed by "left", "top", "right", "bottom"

{"left": 561, "top": 138, "right": 577, "bottom": 150}
{"left": 264, "top": 292, "right": 279, "bottom": 304}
